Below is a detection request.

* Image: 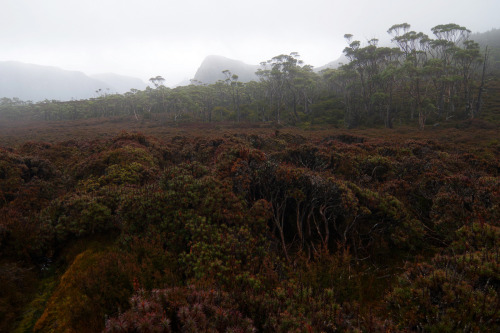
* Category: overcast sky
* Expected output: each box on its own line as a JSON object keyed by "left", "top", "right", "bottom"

{"left": 1, "top": 0, "right": 499, "bottom": 86}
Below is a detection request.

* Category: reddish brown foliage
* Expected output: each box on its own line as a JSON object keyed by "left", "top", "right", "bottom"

{"left": 0, "top": 121, "right": 498, "bottom": 332}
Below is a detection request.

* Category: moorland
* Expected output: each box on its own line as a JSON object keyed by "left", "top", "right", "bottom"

{"left": 1, "top": 117, "right": 498, "bottom": 332}
{"left": 1, "top": 23, "right": 499, "bottom": 332}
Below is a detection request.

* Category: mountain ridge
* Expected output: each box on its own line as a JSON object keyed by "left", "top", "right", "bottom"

{"left": 0, "top": 61, "right": 146, "bottom": 101}
{"left": 192, "top": 55, "right": 260, "bottom": 84}
{"left": 190, "top": 54, "right": 348, "bottom": 85}
{"left": 90, "top": 73, "right": 148, "bottom": 94}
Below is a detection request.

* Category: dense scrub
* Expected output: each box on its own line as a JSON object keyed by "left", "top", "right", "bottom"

{"left": 0, "top": 126, "right": 499, "bottom": 332}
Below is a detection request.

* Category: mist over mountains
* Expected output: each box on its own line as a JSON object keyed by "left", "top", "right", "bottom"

{"left": 0, "top": 56, "right": 345, "bottom": 102}
{"left": 89, "top": 73, "right": 148, "bottom": 94}
{"left": 192, "top": 54, "right": 349, "bottom": 85}
{"left": 193, "top": 55, "right": 260, "bottom": 84}
{"left": 0, "top": 61, "right": 147, "bottom": 101}
{"left": 2, "top": 26, "right": 498, "bottom": 103}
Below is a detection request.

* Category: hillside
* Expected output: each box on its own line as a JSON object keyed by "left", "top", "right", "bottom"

{"left": 472, "top": 28, "right": 500, "bottom": 72}
{"left": 0, "top": 61, "right": 111, "bottom": 101}
{"left": 193, "top": 55, "right": 260, "bottom": 84}
{"left": 314, "top": 54, "right": 349, "bottom": 72}
{"left": 90, "top": 73, "right": 147, "bottom": 94}
{"left": 191, "top": 54, "right": 349, "bottom": 84}
{"left": 0, "top": 61, "right": 146, "bottom": 101}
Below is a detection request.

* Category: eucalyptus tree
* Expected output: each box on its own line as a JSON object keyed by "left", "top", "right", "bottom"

{"left": 0, "top": 97, "right": 33, "bottom": 120}
{"left": 386, "top": 22, "right": 482, "bottom": 127}
{"left": 148, "top": 75, "right": 165, "bottom": 88}
{"left": 453, "top": 39, "right": 482, "bottom": 118}
{"left": 373, "top": 47, "right": 403, "bottom": 128}
{"left": 189, "top": 81, "right": 217, "bottom": 122}
{"left": 256, "top": 52, "right": 316, "bottom": 124}
{"left": 294, "top": 65, "right": 319, "bottom": 117}
{"left": 124, "top": 89, "right": 141, "bottom": 120}
{"left": 148, "top": 76, "right": 169, "bottom": 114}
{"left": 222, "top": 70, "right": 243, "bottom": 122}
{"left": 474, "top": 46, "right": 489, "bottom": 118}
{"left": 166, "top": 87, "right": 197, "bottom": 122}
{"left": 341, "top": 34, "right": 403, "bottom": 127}
{"left": 135, "top": 88, "right": 153, "bottom": 118}
{"left": 211, "top": 80, "right": 232, "bottom": 120}
{"left": 255, "top": 63, "right": 274, "bottom": 121}
{"left": 244, "top": 80, "right": 268, "bottom": 121}
{"left": 274, "top": 52, "right": 304, "bottom": 123}
{"left": 256, "top": 58, "right": 285, "bottom": 123}
{"left": 429, "top": 24, "right": 472, "bottom": 119}
{"left": 343, "top": 35, "right": 371, "bottom": 119}
{"left": 388, "top": 24, "right": 431, "bottom": 128}
{"left": 321, "top": 66, "right": 360, "bottom": 127}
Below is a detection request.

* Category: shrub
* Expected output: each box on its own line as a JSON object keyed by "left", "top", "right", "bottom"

{"left": 387, "top": 222, "right": 500, "bottom": 332}
{"left": 104, "top": 286, "right": 255, "bottom": 333}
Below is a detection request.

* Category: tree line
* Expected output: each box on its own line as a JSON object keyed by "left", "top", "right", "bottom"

{"left": 0, "top": 23, "right": 491, "bottom": 129}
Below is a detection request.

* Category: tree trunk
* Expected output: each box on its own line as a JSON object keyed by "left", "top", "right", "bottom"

{"left": 418, "top": 108, "right": 426, "bottom": 130}
{"left": 474, "top": 46, "right": 489, "bottom": 118}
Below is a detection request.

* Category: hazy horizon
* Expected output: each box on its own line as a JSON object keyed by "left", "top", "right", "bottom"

{"left": 2, "top": 0, "right": 499, "bottom": 86}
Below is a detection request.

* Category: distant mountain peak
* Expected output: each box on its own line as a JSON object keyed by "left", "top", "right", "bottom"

{"left": 190, "top": 54, "right": 351, "bottom": 85}
{"left": 193, "top": 55, "right": 259, "bottom": 84}
{"left": 0, "top": 61, "right": 146, "bottom": 101}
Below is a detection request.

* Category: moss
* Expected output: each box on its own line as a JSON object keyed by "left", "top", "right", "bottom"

{"left": 33, "top": 247, "right": 132, "bottom": 333}
{"left": 12, "top": 275, "right": 58, "bottom": 333}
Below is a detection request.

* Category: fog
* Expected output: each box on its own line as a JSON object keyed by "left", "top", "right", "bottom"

{"left": 1, "top": 0, "right": 499, "bottom": 86}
